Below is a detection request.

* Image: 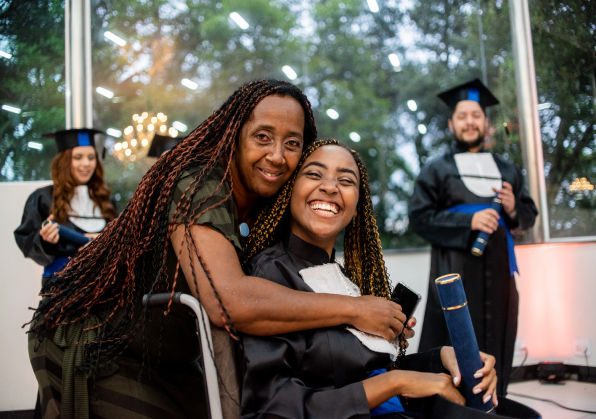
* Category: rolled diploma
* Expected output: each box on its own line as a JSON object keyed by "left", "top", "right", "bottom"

{"left": 435, "top": 273, "right": 494, "bottom": 412}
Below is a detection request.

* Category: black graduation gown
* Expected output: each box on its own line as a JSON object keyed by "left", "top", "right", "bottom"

{"left": 243, "top": 234, "right": 445, "bottom": 419}
{"left": 408, "top": 149, "right": 537, "bottom": 396}
{"left": 13, "top": 185, "right": 107, "bottom": 277}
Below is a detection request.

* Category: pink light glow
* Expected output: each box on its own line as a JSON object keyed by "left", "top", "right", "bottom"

{"left": 516, "top": 242, "right": 592, "bottom": 361}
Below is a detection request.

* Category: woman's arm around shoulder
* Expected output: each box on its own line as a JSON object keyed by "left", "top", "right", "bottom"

{"left": 171, "top": 223, "right": 408, "bottom": 339}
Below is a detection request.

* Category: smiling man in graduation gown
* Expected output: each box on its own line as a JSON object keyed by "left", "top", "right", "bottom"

{"left": 409, "top": 79, "right": 538, "bottom": 396}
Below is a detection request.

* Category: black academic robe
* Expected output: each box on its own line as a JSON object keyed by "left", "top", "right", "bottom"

{"left": 243, "top": 234, "right": 445, "bottom": 419}
{"left": 408, "top": 148, "right": 537, "bottom": 396}
{"left": 14, "top": 185, "right": 108, "bottom": 276}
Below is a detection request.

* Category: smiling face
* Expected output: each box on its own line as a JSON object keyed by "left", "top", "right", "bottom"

{"left": 448, "top": 100, "right": 488, "bottom": 151}
{"left": 70, "top": 146, "right": 97, "bottom": 185}
{"left": 233, "top": 94, "right": 305, "bottom": 205}
{"left": 290, "top": 145, "right": 360, "bottom": 255}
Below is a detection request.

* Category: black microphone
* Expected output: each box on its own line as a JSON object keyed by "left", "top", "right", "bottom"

{"left": 471, "top": 195, "right": 501, "bottom": 256}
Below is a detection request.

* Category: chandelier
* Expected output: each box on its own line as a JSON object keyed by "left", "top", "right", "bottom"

{"left": 112, "top": 112, "right": 179, "bottom": 162}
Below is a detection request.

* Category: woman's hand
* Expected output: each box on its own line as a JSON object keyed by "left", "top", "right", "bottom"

{"left": 440, "top": 346, "right": 498, "bottom": 407}
{"left": 39, "top": 216, "right": 59, "bottom": 244}
{"left": 351, "top": 296, "right": 414, "bottom": 341}
{"left": 474, "top": 351, "right": 498, "bottom": 406}
{"left": 392, "top": 370, "right": 465, "bottom": 406}
{"left": 84, "top": 233, "right": 100, "bottom": 240}
{"left": 363, "top": 369, "right": 464, "bottom": 409}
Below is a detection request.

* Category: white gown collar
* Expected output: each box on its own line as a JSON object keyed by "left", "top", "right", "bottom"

{"left": 454, "top": 152, "right": 502, "bottom": 197}
{"left": 299, "top": 263, "right": 399, "bottom": 360}
{"left": 68, "top": 185, "right": 106, "bottom": 233}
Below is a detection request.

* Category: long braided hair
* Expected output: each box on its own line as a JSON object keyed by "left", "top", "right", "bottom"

{"left": 245, "top": 138, "right": 391, "bottom": 298}
{"left": 29, "top": 79, "right": 317, "bottom": 371}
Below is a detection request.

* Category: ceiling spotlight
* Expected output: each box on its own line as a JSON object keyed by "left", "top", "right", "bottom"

{"left": 388, "top": 53, "right": 401, "bottom": 70}
{"left": 104, "top": 31, "right": 127, "bottom": 47}
{"left": 349, "top": 132, "right": 361, "bottom": 142}
{"left": 96, "top": 87, "right": 115, "bottom": 99}
{"left": 326, "top": 108, "right": 339, "bottom": 120}
{"left": 230, "top": 12, "right": 249, "bottom": 30}
{"left": 181, "top": 78, "right": 198, "bottom": 90}
{"left": 2, "top": 104, "right": 21, "bottom": 114}
{"left": 172, "top": 121, "right": 188, "bottom": 132}
{"left": 106, "top": 128, "right": 122, "bottom": 138}
{"left": 367, "top": 0, "right": 380, "bottom": 13}
{"left": 282, "top": 65, "right": 298, "bottom": 80}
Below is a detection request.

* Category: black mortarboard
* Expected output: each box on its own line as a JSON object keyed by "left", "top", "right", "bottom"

{"left": 43, "top": 128, "right": 105, "bottom": 153}
{"left": 147, "top": 134, "right": 181, "bottom": 158}
{"left": 437, "top": 78, "right": 499, "bottom": 112}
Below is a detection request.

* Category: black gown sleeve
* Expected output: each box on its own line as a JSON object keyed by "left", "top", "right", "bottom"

{"left": 13, "top": 187, "right": 81, "bottom": 266}
{"left": 14, "top": 188, "right": 56, "bottom": 266}
{"left": 399, "top": 347, "right": 445, "bottom": 373}
{"left": 242, "top": 333, "right": 370, "bottom": 419}
{"left": 243, "top": 254, "right": 371, "bottom": 418}
{"left": 409, "top": 161, "right": 474, "bottom": 250}
{"left": 506, "top": 165, "right": 538, "bottom": 231}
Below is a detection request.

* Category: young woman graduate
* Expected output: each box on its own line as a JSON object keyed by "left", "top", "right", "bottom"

{"left": 14, "top": 128, "right": 116, "bottom": 283}
{"left": 241, "top": 139, "right": 498, "bottom": 418}
{"left": 27, "top": 80, "right": 412, "bottom": 419}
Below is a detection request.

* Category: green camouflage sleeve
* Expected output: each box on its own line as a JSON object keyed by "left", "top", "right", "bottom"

{"left": 168, "top": 164, "right": 241, "bottom": 251}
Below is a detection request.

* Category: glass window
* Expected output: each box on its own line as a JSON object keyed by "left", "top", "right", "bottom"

{"left": 530, "top": 1, "right": 595, "bottom": 239}
{"left": 90, "top": 1, "right": 524, "bottom": 248}
{"left": 0, "top": 0, "right": 66, "bottom": 181}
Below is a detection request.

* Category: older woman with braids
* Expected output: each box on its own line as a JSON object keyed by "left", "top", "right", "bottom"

{"left": 241, "top": 139, "right": 498, "bottom": 418}
{"left": 27, "top": 80, "right": 411, "bottom": 418}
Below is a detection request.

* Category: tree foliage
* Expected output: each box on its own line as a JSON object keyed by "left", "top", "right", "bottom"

{"left": 1, "top": 0, "right": 593, "bottom": 244}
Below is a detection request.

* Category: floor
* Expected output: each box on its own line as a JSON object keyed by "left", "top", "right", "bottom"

{"left": 508, "top": 380, "right": 596, "bottom": 419}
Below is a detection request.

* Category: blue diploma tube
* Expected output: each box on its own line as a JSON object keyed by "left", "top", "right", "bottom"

{"left": 435, "top": 273, "right": 494, "bottom": 412}
{"left": 58, "top": 225, "right": 91, "bottom": 246}
{"left": 471, "top": 196, "right": 502, "bottom": 257}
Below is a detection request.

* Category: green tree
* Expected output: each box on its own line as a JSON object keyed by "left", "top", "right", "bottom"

{"left": 530, "top": 0, "right": 595, "bottom": 237}
{"left": 0, "top": 0, "right": 65, "bottom": 181}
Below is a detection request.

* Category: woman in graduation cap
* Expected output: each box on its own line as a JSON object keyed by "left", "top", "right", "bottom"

{"left": 14, "top": 128, "right": 117, "bottom": 283}
{"left": 241, "top": 138, "right": 498, "bottom": 418}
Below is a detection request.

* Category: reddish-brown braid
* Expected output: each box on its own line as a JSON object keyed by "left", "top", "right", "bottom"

{"left": 50, "top": 149, "right": 116, "bottom": 224}
{"left": 245, "top": 138, "right": 391, "bottom": 298}
{"left": 29, "top": 79, "right": 317, "bottom": 371}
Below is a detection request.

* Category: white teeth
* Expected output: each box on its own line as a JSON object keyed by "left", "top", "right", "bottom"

{"left": 310, "top": 201, "right": 339, "bottom": 214}
{"left": 260, "top": 169, "right": 280, "bottom": 178}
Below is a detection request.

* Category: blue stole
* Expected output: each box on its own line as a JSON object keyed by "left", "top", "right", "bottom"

{"left": 368, "top": 368, "right": 405, "bottom": 415}
{"left": 448, "top": 203, "right": 518, "bottom": 276}
{"left": 43, "top": 256, "right": 70, "bottom": 278}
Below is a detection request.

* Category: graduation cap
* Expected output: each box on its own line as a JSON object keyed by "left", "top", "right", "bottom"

{"left": 43, "top": 128, "right": 105, "bottom": 153}
{"left": 437, "top": 78, "right": 499, "bottom": 112}
{"left": 147, "top": 134, "right": 181, "bottom": 158}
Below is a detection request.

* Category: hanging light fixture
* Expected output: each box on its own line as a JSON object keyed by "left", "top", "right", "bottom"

{"left": 112, "top": 111, "right": 179, "bottom": 162}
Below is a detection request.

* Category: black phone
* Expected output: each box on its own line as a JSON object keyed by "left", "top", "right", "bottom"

{"left": 390, "top": 282, "right": 421, "bottom": 323}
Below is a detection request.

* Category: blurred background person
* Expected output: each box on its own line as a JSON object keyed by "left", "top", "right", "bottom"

{"left": 146, "top": 133, "right": 181, "bottom": 160}
{"left": 14, "top": 128, "right": 116, "bottom": 284}
{"left": 409, "top": 79, "right": 538, "bottom": 396}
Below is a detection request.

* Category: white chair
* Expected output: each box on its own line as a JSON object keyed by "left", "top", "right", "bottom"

{"left": 143, "top": 292, "right": 224, "bottom": 419}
